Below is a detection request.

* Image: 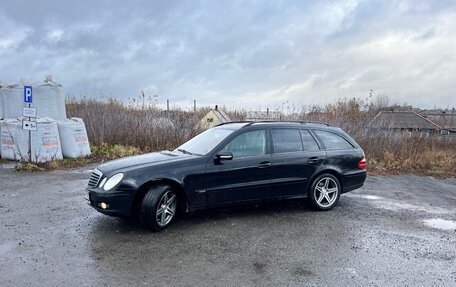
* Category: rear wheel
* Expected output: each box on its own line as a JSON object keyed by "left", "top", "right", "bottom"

{"left": 309, "top": 174, "right": 340, "bottom": 210}
{"left": 139, "top": 185, "right": 178, "bottom": 231}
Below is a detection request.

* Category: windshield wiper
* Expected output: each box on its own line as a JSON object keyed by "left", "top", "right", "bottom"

{"left": 177, "top": 148, "right": 193, "bottom": 155}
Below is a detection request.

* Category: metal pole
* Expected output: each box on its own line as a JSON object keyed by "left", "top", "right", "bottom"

{"left": 194, "top": 100, "right": 196, "bottom": 111}
{"left": 452, "top": 108, "right": 455, "bottom": 127}
{"left": 167, "top": 99, "right": 169, "bottom": 111}
{"left": 28, "top": 103, "right": 31, "bottom": 163}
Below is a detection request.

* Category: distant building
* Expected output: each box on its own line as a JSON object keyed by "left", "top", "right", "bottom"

{"left": 198, "top": 105, "right": 231, "bottom": 129}
{"left": 368, "top": 111, "right": 441, "bottom": 137}
{"left": 381, "top": 105, "right": 418, "bottom": 112}
{"left": 418, "top": 108, "right": 456, "bottom": 130}
{"left": 246, "top": 110, "right": 281, "bottom": 121}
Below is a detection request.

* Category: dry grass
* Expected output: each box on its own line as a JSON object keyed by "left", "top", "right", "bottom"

{"left": 357, "top": 135, "right": 455, "bottom": 178}
{"left": 13, "top": 162, "right": 45, "bottom": 172}
{"left": 10, "top": 145, "right": 142, "bottom": 172}
{"left": 90, "top": 143, "right": 142, "bottom": 160}
{"left": 64, "top": 97, "right": 455, "bottom": 178}
{"left": 66, "top": 98, "right": 207, "bottom": 151}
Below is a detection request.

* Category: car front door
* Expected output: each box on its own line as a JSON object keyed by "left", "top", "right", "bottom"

{"left": 204, "top": 129, "right": 273, "bottom": 204}
{"left": 270, "top": 129, "right": 326, "bottom": 198}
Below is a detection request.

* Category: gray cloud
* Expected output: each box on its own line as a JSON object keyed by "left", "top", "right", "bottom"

{"left": 0, "top": 0, "right": 455, "bottom": 109}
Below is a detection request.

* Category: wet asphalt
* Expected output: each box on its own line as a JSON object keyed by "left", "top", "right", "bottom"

{"left": 0, "top": 165, "right": 455, "bottom": 287}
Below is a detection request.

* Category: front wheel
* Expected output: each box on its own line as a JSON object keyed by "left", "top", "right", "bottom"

{"left": 308, "top": 174, "right": 341, "bottom": 211}
{"left": 139, "top": 185, "right": 178, "bottom": 231}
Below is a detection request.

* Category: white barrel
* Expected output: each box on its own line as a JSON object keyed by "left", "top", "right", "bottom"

{"left": 0, "top": 85, "right": 23, "bottom": 119}
{"left": 0, "top": 81, "right": 66, "bottom": 120}
{"left": 1, "top": 118, "right": 29, "bottom": 161}
{"left": 0, "top": 81, "right": 5, "bottom": 119}
{"left": 57, "top": 118, "right": 91, "bottom": 158}
{"left": 0, "top": 89, "right": 3, "bottom": 120}
{"left": 1, "top": 118, "right": 63, "bottom": 162}
{"left": 0, "top": 119, "right": 4, "bottom": 157}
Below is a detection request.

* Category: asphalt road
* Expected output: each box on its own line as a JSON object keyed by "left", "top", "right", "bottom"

{"left": 0, "top": 165, "right": 455, "bottom": 286}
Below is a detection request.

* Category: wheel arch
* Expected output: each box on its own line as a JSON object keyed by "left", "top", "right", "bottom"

{"left": 131, "top": 178, "right": 187, "bottom": 216}
{"left": 308, "top": 168, "right": 343, "bottom": 194}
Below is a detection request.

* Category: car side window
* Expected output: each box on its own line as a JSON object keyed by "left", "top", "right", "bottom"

{"left": 314, "top": 130, "right": 354, "bottom": 149}
{"left": 301, "top": 130, "right": 320, "bottom": 151}
{"left": 271, "top": 129, "right": 303, "bottom": 153}
{"left": 223, "top": 130, "right": 266, "bottom": 158}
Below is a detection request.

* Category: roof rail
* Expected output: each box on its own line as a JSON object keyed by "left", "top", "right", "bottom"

{"left": 215, "top": 120, "right": 331, "bottom": 127}
{"left": 214, "top": 121, "right": 254, "bottom": 127}
{"left": 300, "top": 121, "right": 332, "bottom": 126}
{"left": 246, "top": 120, "right": 332, "bottom": 126}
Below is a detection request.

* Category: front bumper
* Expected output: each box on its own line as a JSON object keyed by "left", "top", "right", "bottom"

{"left": 85, "top": 189, "right": 133, "bottom": 217}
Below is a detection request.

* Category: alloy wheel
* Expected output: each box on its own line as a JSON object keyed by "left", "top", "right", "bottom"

{"left": 156, "top": 190, "right": 177, "bottom": 227}
{"left": 313, "top": 177, "right": 339, "bottom": 208}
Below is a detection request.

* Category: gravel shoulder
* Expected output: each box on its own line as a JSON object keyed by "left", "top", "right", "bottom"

{"left": 0, "top": 166, "right": 455, "bottom": 286}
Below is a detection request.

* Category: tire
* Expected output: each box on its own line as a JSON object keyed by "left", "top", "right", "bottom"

{"left": 308, "top": 173, "right": 341, "bottom": 211}
{"left": 139, "top": 185, "right": 178, "bottom": 231}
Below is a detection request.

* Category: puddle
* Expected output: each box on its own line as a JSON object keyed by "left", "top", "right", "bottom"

{"left": 346, "top": 194, "right": 453, "bottom": 215}
{"left": 65, "top": 169, "right": 92, "bottom": 175}
{"left": 372, "top": 201, "right": 452, "bottom": 214}
{"left": 361, "top": 195, "right": 383, "bottom": 200}
{"left": 346, "top": 194, "right": 383, "bottom": 200}
{"left": 0, "top": 242, "right": 15, "bottom": 256}
{"left": 0, "top": 162, "right": 17, "bottom": 169}
{"left": 423, "top": 218, "right": 456, "bottom": 231}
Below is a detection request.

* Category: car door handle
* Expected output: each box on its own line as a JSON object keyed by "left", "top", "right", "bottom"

{"left": 257, "top": 161, "right": 271, "bottom": 168}
{"left": 308, "top": 157, "right": 320, "bottom": 164}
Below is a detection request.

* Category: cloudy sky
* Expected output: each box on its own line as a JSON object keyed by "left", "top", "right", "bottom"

{"left": 1, "top": 0, "right": 455, "bottom": 109}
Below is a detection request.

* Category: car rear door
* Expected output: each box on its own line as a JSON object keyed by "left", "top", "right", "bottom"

{"left": 270, "top": 128, "right": 326, "bottom": 198}
{"left": 312, "top": 129, "right": 363, "bottom": 188}
{"left": 204, "top": 129, "right": 273, "bottom": 204}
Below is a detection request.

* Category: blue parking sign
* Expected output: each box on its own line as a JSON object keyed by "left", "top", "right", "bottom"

{"left": 24, "top": 86, "right": 32, "bottom": 103}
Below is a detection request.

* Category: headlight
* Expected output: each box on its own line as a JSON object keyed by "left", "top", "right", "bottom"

{"left": 98, "top": 178, "right": 107, "bottom": 188}
{"left": 103, "top": 173, "right": 124, "bottom": 191}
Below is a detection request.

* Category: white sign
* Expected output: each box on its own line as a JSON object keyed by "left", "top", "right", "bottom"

{"left": 24, "top": 86, "right": 32, "bottom": 103}
{"left": 23, "top": 107, "right": 37, "bottom": 118}
{"left": 22, "top": 120, "right": 37, "bottom": 131}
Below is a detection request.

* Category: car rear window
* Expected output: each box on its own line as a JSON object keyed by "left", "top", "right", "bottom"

{"left": 314, "top": 130, "right": 354, "bottom": 150}
{"left": 271, "top": 129, "right": 303, "bottom": 153}
{"left": 301, "top": 130, "right": 320, "bottom": 151}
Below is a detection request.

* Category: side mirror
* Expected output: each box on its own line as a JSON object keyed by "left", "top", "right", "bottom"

{"left": 215, "top": 151, "right": 233, "bottom": 161}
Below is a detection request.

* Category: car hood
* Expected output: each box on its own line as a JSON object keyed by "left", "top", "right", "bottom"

{"left": 97, "top": 151, "right": 197, "bottom": 175}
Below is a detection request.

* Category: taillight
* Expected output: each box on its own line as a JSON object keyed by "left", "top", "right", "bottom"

{"left": 358, "top": 157, "right": 366, "bottom": 169}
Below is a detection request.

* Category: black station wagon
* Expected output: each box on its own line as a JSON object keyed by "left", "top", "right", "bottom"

{"left": 85, "top": 121, "right": 367, "bottom": 230}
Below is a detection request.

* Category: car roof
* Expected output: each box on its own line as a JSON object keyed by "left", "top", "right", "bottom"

{"left": 215, "top": 121, "right": 338, "bottom": 130}
{"left": 214, "top": 121, "right": 360, "bottom": 148}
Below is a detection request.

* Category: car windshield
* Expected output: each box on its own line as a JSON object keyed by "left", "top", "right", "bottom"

{"left": 175, "top": 128, "right": 235, "bottom": 156}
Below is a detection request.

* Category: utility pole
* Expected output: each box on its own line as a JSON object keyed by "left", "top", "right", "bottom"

{"left": 452, "top": 107, "right": 455, "bottom": 127}
{"left": 194, "top": 100, "right": 196, "bottom": 111}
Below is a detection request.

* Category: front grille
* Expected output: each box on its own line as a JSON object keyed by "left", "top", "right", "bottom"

{"left": 88, "top": 169, "right": 103, "bottom": 188}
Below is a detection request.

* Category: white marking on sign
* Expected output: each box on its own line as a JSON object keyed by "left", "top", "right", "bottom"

{"left": 22, "top": 120, "right": 37, "bottom": 131}
{"left": 22, "top": 107, "right": 37, "bottom": 118}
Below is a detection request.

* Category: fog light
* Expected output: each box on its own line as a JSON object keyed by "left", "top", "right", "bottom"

{"left": 100, "top": 202, "right": 108, "bottom": 209}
